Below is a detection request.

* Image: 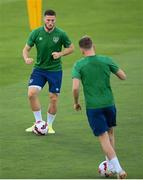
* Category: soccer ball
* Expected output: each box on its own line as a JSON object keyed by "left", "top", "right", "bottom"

{"left": 33, "top": 121, "right": 48, "bottom": 135}
{"left": 98, "top": 161, "right": 109, "bottom": 177}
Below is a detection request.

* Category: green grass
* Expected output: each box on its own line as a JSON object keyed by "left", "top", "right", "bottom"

{"left": 0, "top": 0, "right": 143, "bottom": 178}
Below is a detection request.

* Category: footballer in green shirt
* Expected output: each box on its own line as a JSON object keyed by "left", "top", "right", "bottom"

{"left": 72, "top": 36, "right": 127, "bottom": 179}
{"left": 23, "top": 9, "right": 74, "bottom": 134}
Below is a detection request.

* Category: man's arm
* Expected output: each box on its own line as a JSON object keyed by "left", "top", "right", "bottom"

{"left": 115, "top": 69, "right": 126, "bottom": 80}
{"left": 52, "top": 43, "right": 74, "bottom": 59}
{"left": 72, "top": 78, "right": 81, "bottom": 111}
{"left": 22, "top": 44, "right": 34, "bottom": 64}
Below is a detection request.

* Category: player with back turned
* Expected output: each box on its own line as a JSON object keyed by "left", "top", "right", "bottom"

{"left": 72, "top": 36, "right": 127, "bottom": 179}
{"left": 23, "top": 9, "right": 74, "bottom": 134}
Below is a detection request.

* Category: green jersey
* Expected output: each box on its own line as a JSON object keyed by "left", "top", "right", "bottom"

{"left": 72, "top": 55, "right": 119, "bottom": 109}
{"left": 27, "top": 26, "right": 72, "bottom": 71}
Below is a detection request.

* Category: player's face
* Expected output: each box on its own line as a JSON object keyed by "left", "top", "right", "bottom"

{"left": 44, "top": 15, "right": 56, "bottom": 30}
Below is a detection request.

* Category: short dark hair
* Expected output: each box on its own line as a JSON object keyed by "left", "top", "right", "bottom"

{"left": 79, "top": 36, "right": 93, "bottom": 49}
{"left": 44, "top": 9, "right": 56, "bottom": 16}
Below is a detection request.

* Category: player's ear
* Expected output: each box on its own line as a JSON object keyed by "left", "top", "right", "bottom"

{"left": 43, "top": 16, "right": 46, "bottom": 22}
{"left": 80, "top": 47, "right": 84, "bottom": 54}
{"left": 93, "top": 44, "right": 96, "bottom": 52}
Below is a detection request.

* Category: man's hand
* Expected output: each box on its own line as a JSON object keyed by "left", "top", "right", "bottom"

{"left": 52, "top": 52, "right": 62, "bottom": 59}
{"left": 25, "top": 58, "right": 34, "bottom": 64}
{"left": 74, "top": 103, "right": 81, "bottom": 111}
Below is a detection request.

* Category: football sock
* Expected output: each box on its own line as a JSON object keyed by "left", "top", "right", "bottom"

{"left": 105, "top": 156, "right": 114, "bottom": 171}
{"left": 110, "top": 157, "right": 122, "bottom": 173}
{"left": 33, "top": 110, "right": 42, "bottom": 122}
{"left": 47, "top": 113, "right": 56, "bottom": 127}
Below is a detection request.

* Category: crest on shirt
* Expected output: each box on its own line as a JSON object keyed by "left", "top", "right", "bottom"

{"left": 53, "top": 36, "right": 59, "bottom": 43}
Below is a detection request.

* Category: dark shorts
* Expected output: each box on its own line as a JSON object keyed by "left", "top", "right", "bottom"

{"left": 86, "top": 105, "right": 116, "bottom": 136}
{"left": 28, "top": 68, "right": 62, "bottom": 93}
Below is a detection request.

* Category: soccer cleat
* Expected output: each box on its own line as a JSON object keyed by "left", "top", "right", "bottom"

{"left": 105, "top": 170, "right": 115, "bottom": 177}
{"left": 48, "top": 126, "right": 55, "bottom": 134}
{"left": 117, "top": 170, "right": 127, "bottom": 179}
{"left": 25, "top": 124, "right": 35, "bottom": 132}
{"left": 107, "top": 163, "right": 116, "bottom": 177}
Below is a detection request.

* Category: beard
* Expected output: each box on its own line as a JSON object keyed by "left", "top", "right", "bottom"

{"left": 45, "top": 24, "right": 54, "bottom": 31}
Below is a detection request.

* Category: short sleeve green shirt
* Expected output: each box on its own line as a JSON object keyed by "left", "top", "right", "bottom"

{"left": 27, "top": 26, "right": 72, "bottom": 71}
{"left": 72, "top": 55, "right": 119, "bottom": 109}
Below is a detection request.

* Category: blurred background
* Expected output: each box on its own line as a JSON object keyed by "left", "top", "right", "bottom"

{"left": 0, "top": 0, "right": 143, "bottom": 178}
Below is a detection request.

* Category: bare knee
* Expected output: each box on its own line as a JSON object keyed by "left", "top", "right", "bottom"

{"left": 28, "top": 88, "right": 39, "bottom": 99}
{"left": 49, "top": 94, "right": 58, "bottom": 104}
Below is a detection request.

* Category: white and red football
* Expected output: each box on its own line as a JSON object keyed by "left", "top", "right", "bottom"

{"left": 33, "top": 121, "right": 48, "bottom": 135}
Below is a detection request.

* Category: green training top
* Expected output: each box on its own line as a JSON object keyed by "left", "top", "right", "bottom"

{"left": 27, "top": 26, "right": 72, "bottom": 71}
{"left": 72, "top": 55, "right": 119, "bottom": 109}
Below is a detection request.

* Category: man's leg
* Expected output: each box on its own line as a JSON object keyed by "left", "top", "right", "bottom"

{"left": 47, "top": 93, "right": 58, "bottom": 134}
{"left": 108, "top": 128, "right": 115, "bottom": 148}
{"left": 99, "top": 131, "right": 116, "bottom": 160}
{"left": 25, "top": 86, "right": 42, "bottom": 132}
{"left": 46, "top": 70, "right": 62, "bottom": 134}
{"left": 28, "top": 87, "right": 41, "bottom": 111}
{"left": 105, "top": 128, "right": 116, "bottom": 172}
{"left": 98, "top": 132, "right": 127, "bottom": 178}
{"left": 104, "top": 106, "right": 116, "bottom": 172}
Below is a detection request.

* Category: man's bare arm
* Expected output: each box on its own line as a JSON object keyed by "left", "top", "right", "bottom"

{"left": 115, "top": 69, "right": 126, "bottom": 80}
{"left": 22, "top": 44, "right": 33, "bottom": 64}
{"left": 72, "top": 78, "right": 81, "bottom": 111}
{"left": 52, "top": 43, "right": 74, "bottom": 59}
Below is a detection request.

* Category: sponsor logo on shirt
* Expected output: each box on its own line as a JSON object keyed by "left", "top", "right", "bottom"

{"left": 53, "top": 37, "right": 59, "bottom": 43}
{"left": 39, "top": 37, "right": 43, "bottom": 41}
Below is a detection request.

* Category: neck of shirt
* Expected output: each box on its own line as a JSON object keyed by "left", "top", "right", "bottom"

{"left": 44, "top": 25, "right": 55, "bottom": 33}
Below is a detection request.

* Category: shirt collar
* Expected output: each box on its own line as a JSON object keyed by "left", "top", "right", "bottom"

{"left": 44, "top": 25, "right": 56, "bottom": 33}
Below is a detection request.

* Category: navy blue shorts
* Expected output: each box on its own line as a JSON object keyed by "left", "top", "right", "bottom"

{"left": 86, "top": 105, "right": 116, "bottom": 136}
{"left": 28, "top": 68, "right": 62, "bottom": 93}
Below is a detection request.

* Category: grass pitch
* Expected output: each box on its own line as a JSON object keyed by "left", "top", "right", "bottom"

{"left": 0, "top": 0, "right": 143, "bottom": 178}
